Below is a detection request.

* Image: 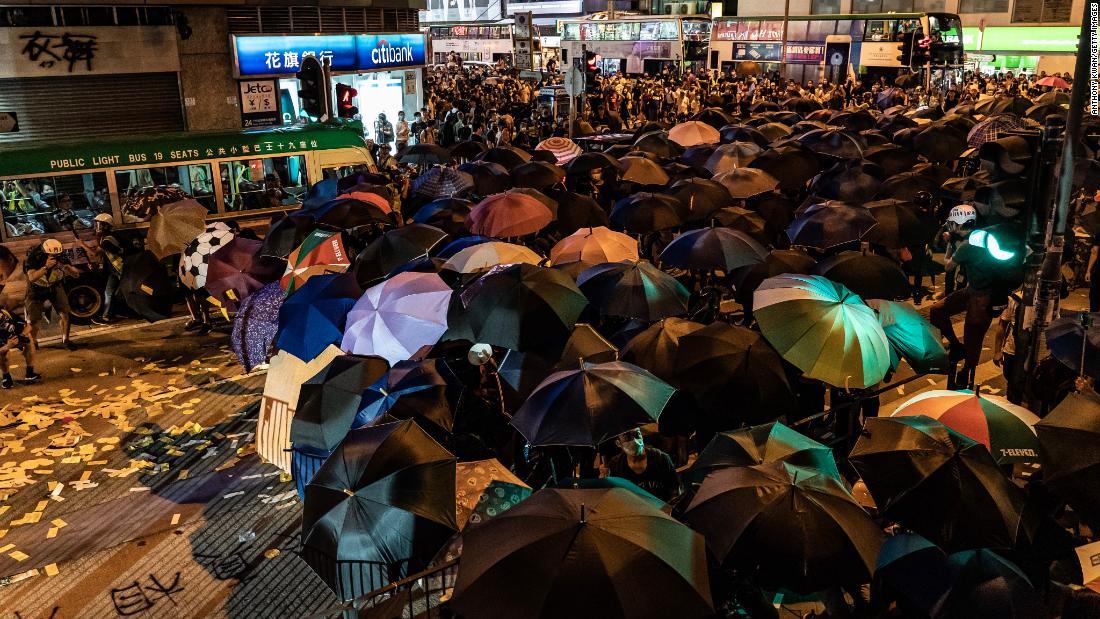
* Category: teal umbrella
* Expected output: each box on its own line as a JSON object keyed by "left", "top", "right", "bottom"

{"left": 867, "top": 299, "right": 950, "bottom": 374}
{"left": 753, "top": 274, "right": 890, "bottom": 388}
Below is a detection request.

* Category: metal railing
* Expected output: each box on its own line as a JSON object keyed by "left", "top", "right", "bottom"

{"left": 309, "top": 559, "right": 460, "bottom": 619}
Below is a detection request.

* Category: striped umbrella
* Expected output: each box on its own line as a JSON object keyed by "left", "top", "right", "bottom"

{"left": 536, "top": 137, "right": 582, "bottom": 164}
{"left": 442, "top": 241, "right": 543, "bottom": 273}
{"left": 412, "top": 167, "right": 475, "bottom": 199}
{"left": 549, "top": 226, "right": 638, "bottom": 265}
{"left": 753, "top": 274, "right": 890, "bottom": 389}
{"left": 891, "top": 389, "right": 1040, "bottom": 464}
{"left": 966, "top": 115, "right": 1025, "bottom": 148}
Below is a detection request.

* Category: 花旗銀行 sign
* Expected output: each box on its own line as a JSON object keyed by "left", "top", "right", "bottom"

{"left": 233, "top": 34, "right": 427, "bottom": 77}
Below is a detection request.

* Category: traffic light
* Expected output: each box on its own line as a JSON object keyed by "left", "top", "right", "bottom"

{"left": 296, "top": 56, "right": 328, "bottom": 120}
{"left": 584, "top": 51, "right": 600, "bottom": 94}
{"left": 897, "top": 33, "right": 913, "bottom": 67}
{"left": 335, "top": 83, "right": 358, "bottom": 119}
{"left": 913, "top": 35, "right": 933, "bottom": 66}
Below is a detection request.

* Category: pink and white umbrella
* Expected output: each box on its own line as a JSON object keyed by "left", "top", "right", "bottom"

{"left": 341, "top": 272, "right": 452, "bottom": 365}
{"left": 536, "top": 137, "right": 583, "bottom": 164}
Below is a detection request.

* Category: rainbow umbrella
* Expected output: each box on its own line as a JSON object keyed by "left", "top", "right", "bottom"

{"left": 549, "top": 226, "right": 638, "bottom": 265}
{"left": 341, "top": 272, "right": 452, "bottom": 365}
{"left": 281, "top": 229, "right": 351, "bottom": 295}
{"left": 753, "top": 274, "right": 890, "bottom": 388}
{"left": 891, "top": 389, "right": 1040, "bottom": 464}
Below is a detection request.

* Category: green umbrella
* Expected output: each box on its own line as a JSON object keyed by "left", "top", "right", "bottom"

{"left": 753, "top": 274, "right": 890, "bottom": 388}
{"left": 867, "top": 299, "right": 950, "bottom": 374}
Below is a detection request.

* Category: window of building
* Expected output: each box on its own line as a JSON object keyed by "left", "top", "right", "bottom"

{"left": 960, "top": 0, "right": 1009, "bottom": 12}
{"left": 811, "top": 0, "right": 842, "bottom": 14}
{"left": 115, "top": 164, "right": 216, "bottom": 222}
{"left": 1, "top": 172, "right": 110, "bottom": 238}
{"left": 914, "top": 0, "right": 947, "bottom": 11}
{"left": 219, "top": 156, "right": 308, "bottom": 212}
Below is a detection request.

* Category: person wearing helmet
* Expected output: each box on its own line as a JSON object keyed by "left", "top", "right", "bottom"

{"left": 0, "top": 307, "right": 37, "bottom": 389}
{"left": 938, "top": 203, "right": 979, "bottom": 298}
{"left": 78, "top": 213, "right": 124, "bottom": 325}
{"left": 23, "top": 238, "right": 80, "bottom": 349}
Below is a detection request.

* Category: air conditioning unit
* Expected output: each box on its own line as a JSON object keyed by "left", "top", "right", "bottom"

{"left": 665, "top": 2, "right": 689, "bottom": 14}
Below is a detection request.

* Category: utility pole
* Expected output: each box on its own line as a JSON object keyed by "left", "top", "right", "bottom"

{"left": 1019, "top": 0, "right": 1097, "bottom": 403}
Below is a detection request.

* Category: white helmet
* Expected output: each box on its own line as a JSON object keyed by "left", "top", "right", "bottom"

{"left": 94, "top": 213, "right": 113, "bottom": 225}
{"left": 947, "top": 204, "right": 977, "bottom": 226}
{"left": 42, "top": 239, "right": 64, "bottom": 254}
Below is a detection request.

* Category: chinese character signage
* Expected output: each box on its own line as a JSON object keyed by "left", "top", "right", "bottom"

{"left": 733, "top": 42, "right": 783, "bottom": 63}
{"left": 0, "top": 26, "right": 179, "bottom": 78}
{"left": 233, "top": 34, "right": 427, "bottom": 77}
{"left": 239, "top": 80, "right": 281, "bottom": 128}
{"left": 785, "top": 42, "right": 825, "bottom": 64}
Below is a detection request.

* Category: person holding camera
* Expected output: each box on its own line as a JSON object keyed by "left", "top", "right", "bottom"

{"left": 0, "top": 307, "right": 38, "bottom": 388}
{"left": 23, "top": 238, "right": 80, "bottom": 349}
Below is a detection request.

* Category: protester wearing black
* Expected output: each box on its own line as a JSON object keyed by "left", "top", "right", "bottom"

{"left": 607, "top": 428, "right": 680, "bottom": 502}
{"left": 23, "top": 239, "right": 80, "bottom": 349}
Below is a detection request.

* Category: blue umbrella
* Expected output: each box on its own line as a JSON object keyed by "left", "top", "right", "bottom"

{"left": 302, "top": 178, "right": 338, "bottom": 211}
{"left": 231, "top": 281, "right": 284, "bottom": 371}
{"left": 356, "top": 358, "right": 463, "bottom": 436}
{"left": 786, "top": 201, "right": 878, "bottom": 250}
{"left": 275, "top": 273, "right": 361, "bottom": 361}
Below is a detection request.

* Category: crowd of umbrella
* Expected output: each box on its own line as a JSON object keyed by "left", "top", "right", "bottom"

{"left": 105, "top": 95, "right": 1100, "bottom": 618}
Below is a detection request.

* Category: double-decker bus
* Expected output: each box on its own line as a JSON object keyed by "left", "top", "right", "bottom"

{"left": 427, "top": 23, "right": 515, "bottom": 65}
{"left": 558, "top": 15, "right": 712, "bottom": 75}
{"left": 709, "top": 13, "right": 963, "bottom": 85}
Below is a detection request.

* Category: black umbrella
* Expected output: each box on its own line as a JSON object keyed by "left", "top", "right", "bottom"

{"left": 566, "top": 151, "right": 619, "bottom": 175}
{"left": 749, "top": 145, "right": 822, "bottom": 192}
{"left": 763, "top": 110, "right": 802, "bottom": 126}
{"left": 974, "top": 95, "right": 1032, "bottom": 117}
{"left": 692, "top": 107, "right": 736, "bottom": 129}
{"left": 864, "top": 143, "right": 921, "bottom": 177}
{"left": 450, "top": 488, "right": 714, "bottom": 619}
{"left": 478, "top": 145, "right": 532, "bottom": 170}
{"left": 358, "top": 358, "right": 463, "bottom": 437}
{"left": 511, "top": 160, "right": 565, "bottom": 190}
{"left": 680, "top": 144, "right": 719, "bottom": 170}
{"left": 511, "top": 360, "right": 676, "bottom": 447}
{"left": 790, "top": 120, "right": 832, "bottom": 135}
{"left": 710, "top": 206, "right": 768, "bottom": 243}
{"left": 411, "top": 197, "right": 474, "bottom": 237}
{"left": 667, "top": 178, "right": 734, "bottom": 222}
{"left": 302, "top": 419, "right": 457, "bottom": 600}
{"left": 787, "top": 201, "right": 878, "bottom": 250}
{"left": 620, "top": 317, "right": 706, "bottom": 382}
{"left": 291, "top": 354, "right": 391, "bottom": 451}
{"left": 813, "top": 251, "right": 912, "bottom": 301}
{"left": 756, "top": 122, "right": 793, "bottom": 143}
{"left": 714, "top": 168, "right": 779, "bottom": 200}
{"left": 578, "top": 260, "right": 690, "bottom": 321}
{"left": 912, "top": 125, "right": 969, "bottom": 163}
{"left": 352, "top": 224, "right": 449, "bottom": 286}
{"left": 798, "top": 128, "right": 865, "bottom": 160}
{"left": 877, "top": 170, "right": 945, "bottom": 202}
{"left": 260, "top": 212, "right": 321, "bottom": 258}
{"left": 398, "top": 143, "right": 452, "bottom": 166}
{"left": 719, "top": 124, "right": 771, "bottom": 147}
{"left": 863, "top": 129, "right": 897, "bottom": 147}
{"left": 458, "top": 160, "right": 511, "bottom": 197}
{"left": 610, "top": 192, "right": 685, "bottom": 233}
{"left": 864, "top": 199, "right": 934, "bottom": 249}
{"left": 118, "top": 250, "right": 174, "bottom": 322}
{"left": 730, "top": 249, "right": 817, "bottom": 301}
{"left": 555, "top": 323, "right": 619, "bottom": 370}
{"left": 783, "top": 97, "right": 822, "bottom": 115}
{"left": 659, "top": 227, "right": 767, "bottom": 272}
{"left": 672, "top": 322, "right": 798, "bottom": 426}
{"left": 685, "top": 461, "right": 884, "bottom": 593}
{"left": 829, "top": 109, "right": 878, "bottom": 133}
{"left": 850, "top": 416, "right": 1032, "bottom": 552}
{"left": 618, "top": 155, "right": 671, "bottom": 186}
{"left": 1035, "top": 391, "right": 1100, "bottom": 526}
{"left": 315, "top": 198, "right": 394, "bottom": 230}
{"left": 932, "top": 549, "right": 1044, "bottom": 618}
{"left": 872, "top": 533, "right": 951, "bottom": 615}
{"left": 632, "top": 121, "right": 669, "bottom": 140}
{"left": 811, "top": 160, "right": 884, "bottom": 203}
{"left": 544, "top": 189, "right": 608, "bottom": 236}
{"left": 450, "top": 139, "right": 488, "bottom": 160}
{"left": 703, "top": 142, "right": 764, "bottom": 175}
{"left": 687, "top": 421, "right": 842, "bottom": 485}
{"left": 634, "top": 131, "right": 684, "bottom": 159}
{"left": 463, "top": 263, "right": 588, "bottom": 356}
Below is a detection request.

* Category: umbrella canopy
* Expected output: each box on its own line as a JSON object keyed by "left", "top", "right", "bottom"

{"left": 566, "top": 151, "right": 619, "bottom": 176}
{"left": 280, "top": 229, "right": 352, "bottom": 295}
{"left": 145, "top": 198, "right": 207, "bottom": 259}
{"left": 687, "top": 421, "right": 841, "bottom": 485}
{"left": 618, "top": 155, "right": 671, "bottom": 185}
{"left": 451, "top": 487, "right": 713, "bottom": 619}
{"left": 967, "top": 115, "right": 1026, "bottom": 148}
{"left": 609, "top": 192, "right": 685, "bottom": 233}
{"left": 685, "top": 461, "right": 883, "bottom": 593}
{"left": 551, "top": 190, "right": 611, "bottom": 236}
{"left": 720, "top": 124, "right": 770, "bottom": 147}
{"left": 412, "top": 167, "right": 475, "bottom": 199}
{"left": 703, "top": 141, "right": 764, "bottom": 175}
{"left": 302, "top": 420, "right": 457, "bottom": 600}
{"left": 578, "top": 260, "right": 690, "bottom": 321}
{"left": 411, "top": 197, "right": 474, "bottom": 236}
{"left": 120, "top": 185, "right": 190, "bottom": 222}
{"left": 231, "top": 281, "right": 283, "bottom": 371}
{"left": 891, "top": 389, "right": 1040, "bottom": 464}
{"left": 798, "top": 128, "right": 865, "bottom": 160}
{"left": 672, "top": 322, "right": 799, "bottom": 426}
{"left": 536, "top": 137, "right": 582, "bottom": 164}
{"left": 478, "top": 145, "right": 532, "bottom": 170}
{"left": 450, "top": 139, "right": 488, "bottom": 160}
{"left": 462, "top": 263, "right": 588, "bottom": 355}
{"left": 713, "top": 167, "right": 779, "bottom": 199}
{"left": 118, "top": 250, "right": 174, "bottom": 323}
{"left": 913, "top": 124, "right": 969, "bottom": 163}
{"left": 1045, "top": 314, "right": 1100, "bottom": 380}
{"left": 550, "top": 226, "right": 638, "bottom": 265}
{"left": 341, "top": 272, "right": 452, "bottom": 365}
{"left": 813, "top": 251, "right": 912, "bottom": 301}
{"left": 467, "top": 192, "right": 554, "bottom": 238}
{"left": 850, "top": 416, "right": 1031, "bottom": 551}
{"left": 812, "top": 160, "right": 883, "bottom": 203}
{"left": 730, "top": 249, "right": 817, "bottom": 300}
{"left": 352, "top": 224, "right": 449, "bottom": 287}
{"left": 634, "top": 131, "right": 684, "bottom": 159}
{"left": 866, "top": 299, "right": 949, "bottom": 374}
{"left": 667, "top": 178, "right": 734, "bottom": 222}
{"left": 709, "top": 207, "right": 768, "bottom": 243}
{"left": 357, "top": 357, "right": 462, "bottom": 437}
{"left": 512, "top": 360, "right": 676, "bottom": 447}
{"left": 754, "top": 274, "right": 890, "bottom": 388}
{"left": 863, "top": 199, "right": 933, "bottom": 249}
{"left": 1036, "top": 392, "right": 1100, "bottom": 525}
{"left": 455, "top": 459, "right": 531, "bottom": 529}
{"left": 399, "top": 143, "right": 452, "bottom": 166}
{"left": 275, "top": 273, "right": 362, "bottom": 362}
{"left": 442, "top": 240, "right": 542, "bottom": 274}
{"left": 669, "top": 120, "right": 721, "bottom": 147}
{"left": 620, "top": 318, "right": 705, "bottom": 382}
{"left": 178, "top": 223, "right": 234, "bottom": 290}
{"left": 659, "top": 227, "right": 767, "bottom": 272}
{"left": 865, "top": 143, "right": 921, "bottom": 176}
{"left": 313, "top": 197, "right": 392, "bottom": 230}
{"left": 260, "top": 213, "right": 319, "bottom": 258}
{"left": 458, "top": 161, "right": 511, "bottom": 197}
{"left": 749, "top": 145, "right": 823, "bottom": 192}
{"left": 787, "top": 201, "right": 878, "bottom": 250}
{"left": 932, "top": 549, "right": 1044, "bottom": 618}
{"left": 692, "top": 107, "right": 735, "bottom": 129}
{"left": 873, "top": 533, "right": 950, "bottom": 615}
{"left": 204, "top": 237, "right": 283, "bottom": 309}
{"left": 291, "top": 353, "right": 391, "bottom": 451}
{"left": 510, "top": 160, "right": 566, "bottom": 191}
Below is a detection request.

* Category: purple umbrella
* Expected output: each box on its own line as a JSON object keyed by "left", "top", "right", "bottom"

{"left": 205, "top": 237, "right": 285, "bottom": 311}
{"left": 231, "top": 281, "right": 283, "bottom": 371}
{"left": 341, "top": 272, "right": 453, "bottom": 365}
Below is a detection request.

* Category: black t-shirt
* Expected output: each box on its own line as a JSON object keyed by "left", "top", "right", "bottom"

{"left": 952, "top": 241, "right": 996, "bottom": 294}
{"left": 608, "top": 446, "right": 680, "bottom": 501}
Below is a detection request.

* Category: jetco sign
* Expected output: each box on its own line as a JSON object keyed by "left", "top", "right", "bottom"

{"left": 232, "top": 33, "right": 427, "bottom": 77}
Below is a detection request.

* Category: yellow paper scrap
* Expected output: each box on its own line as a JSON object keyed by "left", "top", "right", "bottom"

{"left": 69, "top": 368, "right": 82, "bottom": 373}
{"left": 33, "top": 500, "right": 48, "bottom": 512}
{"left": 9, "top": 550, "right": 28, "bottom": 561}
{"left": 46, "top": 527, "right": 58, "bottom": 539}
{"left": 44, "top": 563, "right": 59, "bottom": 576}
{"left": 263, "top": 549, "right": 280, "bottom": 559}
{"left": 0, "top": 543, "right": 14, "bottom": 553}
{"left": 178, "top": 469, "right": 189, "bottom": 480}
{"left": 50, "top": 518, "right": 66, "bottom": 528}
{"left": 170, "top": 513, "right": 181, "bottom": 525}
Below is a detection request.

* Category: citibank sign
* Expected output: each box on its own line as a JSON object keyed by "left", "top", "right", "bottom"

{"left": 233, "top": 33, "right": 427, "bottom": 77}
